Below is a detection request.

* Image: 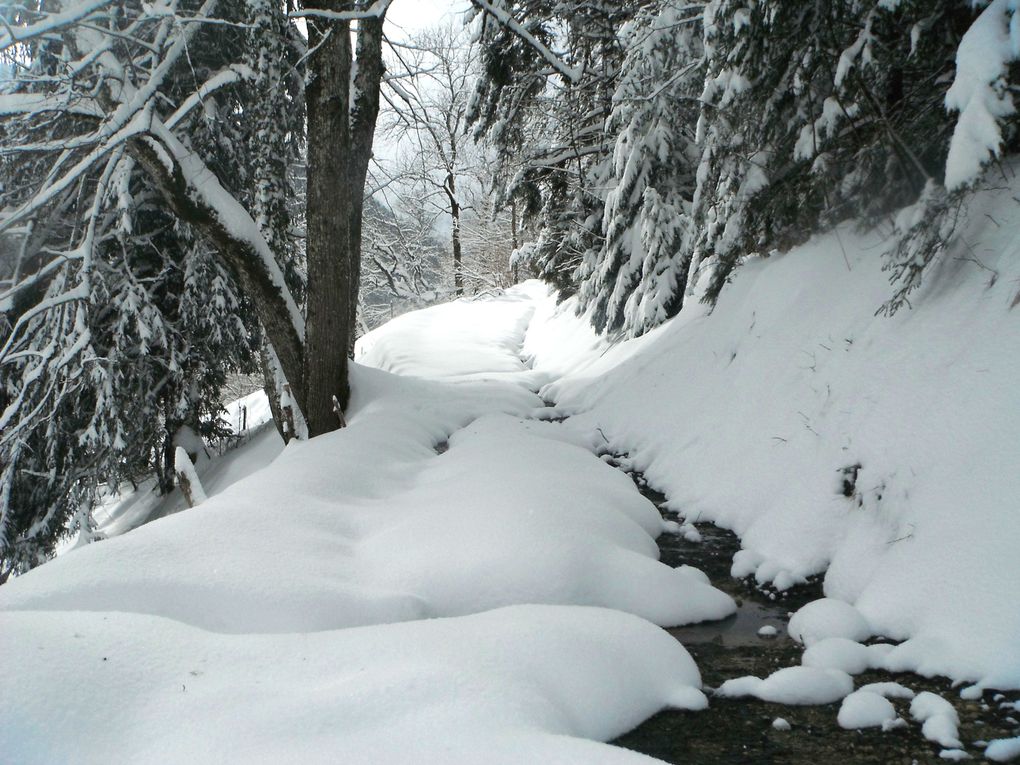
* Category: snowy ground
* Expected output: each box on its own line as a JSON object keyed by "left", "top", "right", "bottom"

{"left": 3, "top": 183, "right": 1020, "bottom": 762}
{"left": 3, "top": 289, "right": 731, "bottom": 763}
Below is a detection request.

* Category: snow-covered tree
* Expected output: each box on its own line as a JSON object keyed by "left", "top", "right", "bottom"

{"left": 469, "top": 0, "right": 636, "bottom": 296}
{"left": 576, "top": 2, "right": 704, "bottom": 336}
{"left": 0, "top": 0, "right": 387, "bottom": 577}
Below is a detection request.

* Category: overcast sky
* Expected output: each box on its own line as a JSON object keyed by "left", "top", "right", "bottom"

{"left": 385, "top": 0, "right": 473, "bottom": 40}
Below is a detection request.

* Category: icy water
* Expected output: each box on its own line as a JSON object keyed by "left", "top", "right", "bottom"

{"left": 609, "top": 472, "right": 1020, "bottom": 764}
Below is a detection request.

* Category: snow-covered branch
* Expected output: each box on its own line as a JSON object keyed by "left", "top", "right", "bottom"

{"left": 469, "top": 0, "right": 581, "bottom": 83}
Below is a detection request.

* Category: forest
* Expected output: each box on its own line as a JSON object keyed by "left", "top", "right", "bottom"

{"left": 2, "top": 0, "right": 1019, "bottom": 762}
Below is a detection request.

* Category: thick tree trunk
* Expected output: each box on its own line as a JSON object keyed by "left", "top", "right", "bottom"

{"left": 303, "top": 4, "right": 354, "bottom": 436}
{"left": 133, "top": 1, "right": 389, "bottom": 440}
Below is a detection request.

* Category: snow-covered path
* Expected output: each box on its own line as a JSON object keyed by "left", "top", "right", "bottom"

{"left": 1, "top": 286, "right": 734, "bottom": 763}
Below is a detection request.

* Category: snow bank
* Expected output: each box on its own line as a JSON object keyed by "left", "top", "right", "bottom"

{"left": 0, "top": 605, "right": 701, "bottom": 764}
{"left": 538, "top": 178, "right": 1020, "bottom": 689}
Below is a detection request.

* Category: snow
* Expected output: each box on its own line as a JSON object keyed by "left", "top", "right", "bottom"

{"left": 716, "top": 666, "right": 854, "bottom": 706}
{"left": 801, "top": 637, "right": 890, "bottom": 675}
{"left": 859, "top": 681, "right": 916, "bottom": 700}
{"left": 2, "top": 286, "right": 731, "bottom": 761}
{"left": 941, "top": 749, "right": 972, "bottom": 761}
{"left": 986, "top": 737, "right": 1020, "bottom": 762}
{"left": 912, "top": 691, "right": 963, "bottom": 749}
{"left": 944, "top": 0, "right": 1019, "bottom": 189}
{"left": 788, "top": 599, "right": 872, "bottom": 647}
{"left": 772, "top": 717, "right": 791, "bottom": 731}
{"left": 758, "top": 625, "right": 778, "bottom": 638}
{"left": 221, "top": 389, "right": 274, "bottom": 434}
{"left": 0, "top": 606, "right": 702, "bottom": 764}
{"left": 537, "top": 175, "right": 1020, "bottom": 690}
{"left": 837, "top": 689, "right": 898, "bottom": 729}
{"left": 173, "top": 446, "right": 208, "bottom": 505}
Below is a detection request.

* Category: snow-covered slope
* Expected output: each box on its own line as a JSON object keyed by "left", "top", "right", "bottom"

{"left": 535, "top": 182, "right": 1020, "bottom": 690}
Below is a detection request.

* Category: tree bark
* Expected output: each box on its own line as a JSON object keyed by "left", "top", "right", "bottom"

{"left": 303, "top": 2, "right": 355, "bottom": 436}
{"left": 132, "top": 0, "right": 390, "bottom": 439}
{"left": 447, "top": 172, "right": 463, "bottom": 295}
{"left": 346, "top": 11, "right": 386, "bottom": 354}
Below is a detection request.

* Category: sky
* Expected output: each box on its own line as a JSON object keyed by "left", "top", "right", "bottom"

{"left": 385, "top": 0, "right": 473, "bottom": 41}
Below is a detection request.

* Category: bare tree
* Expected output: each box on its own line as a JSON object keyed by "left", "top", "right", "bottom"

{"left": 383, "top": 22, "right": 484, "bottom": 296}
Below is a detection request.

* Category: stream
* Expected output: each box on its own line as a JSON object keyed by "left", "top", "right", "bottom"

{"left": 607, "top": 465, "right": 1020, "bottom": 764}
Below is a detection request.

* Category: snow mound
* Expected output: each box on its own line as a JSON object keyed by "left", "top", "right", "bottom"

{"left": 788, "top": 598, "right": 872, "bottom": 646}
{"left": 716, "top": 666, "right": 854, "bottom": 705}
{"left": 837, "top": 690, "right": 898, "bottom": 729}
{"left": 0, "top": 605, "right": 702, "bottom": 764}
{"left": 802, "top": 637, "right": 892, "bottom": 675}
{"left": 986, "top": 737, "right": 1020, "bottom": 762}
{"left": 911, "top": 691, "right": 963, "bottom": 749}
{"left": 859, "top": 681, "right": 915, "bottom": 700}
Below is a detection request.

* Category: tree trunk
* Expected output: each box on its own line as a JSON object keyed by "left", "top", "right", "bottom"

{"left": 510, "top": 200, "right": 519, "bottom": 283}
{"left": 448, "top": 172, "right": 463, "bottom": 296}
{"left": 346, "top": 12, "right": 387, "bottom": 355}
{"left": 132, "top": 0, "right": 389, "bottom": 440}
{"left": 303, "top": 3, "right": 354, "bottom": 436}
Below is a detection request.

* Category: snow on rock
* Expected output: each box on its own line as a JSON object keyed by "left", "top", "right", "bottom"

{"left": 859, "top": 681, "right": 916, "bottom": 700}
{"left": 986, "top": 737, "right": 1020, "bottom": 762}
{"left": 716, "top": 666, "right": 854, "bottom": 706}
{"left": 0, "top": 605, "right": 702, "bottom": 764}
{"left": 837, "top": 689, "right": 898, "bottom": 729}
{"left": 912, "top": 691, "right": 963, "bottom": 749}
{"left": 941, "top": 749, "right": 972, "bottom": 761}
{"left": 802, "top": 637, "right": 892, "bottom": 675}
{"left": 772, "top": 717, "right": 792, "bottom": 731}
{"left": 788, "top": 598, "right": 872, "bottom": 647}
{"left": 758, "top": 625, "right": 779, "bottom": 638}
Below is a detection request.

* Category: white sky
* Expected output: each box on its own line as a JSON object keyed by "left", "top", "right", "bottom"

{"left": 384, "top": 0, "right": 472, "bottom": 41}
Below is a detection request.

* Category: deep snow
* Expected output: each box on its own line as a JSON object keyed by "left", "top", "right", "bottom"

{"left": 2, "top": 288, "right": 731, "bottom": 763}
{"left": 533, "top": 181, "right": 1020, "bottom": 691}
{"left": 3, "top": 178, "right": 1019, "bottom": 761}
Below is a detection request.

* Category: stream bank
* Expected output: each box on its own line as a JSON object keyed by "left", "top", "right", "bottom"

{"left": 606, "top": 466, "right": 1020, "bottom": 764}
